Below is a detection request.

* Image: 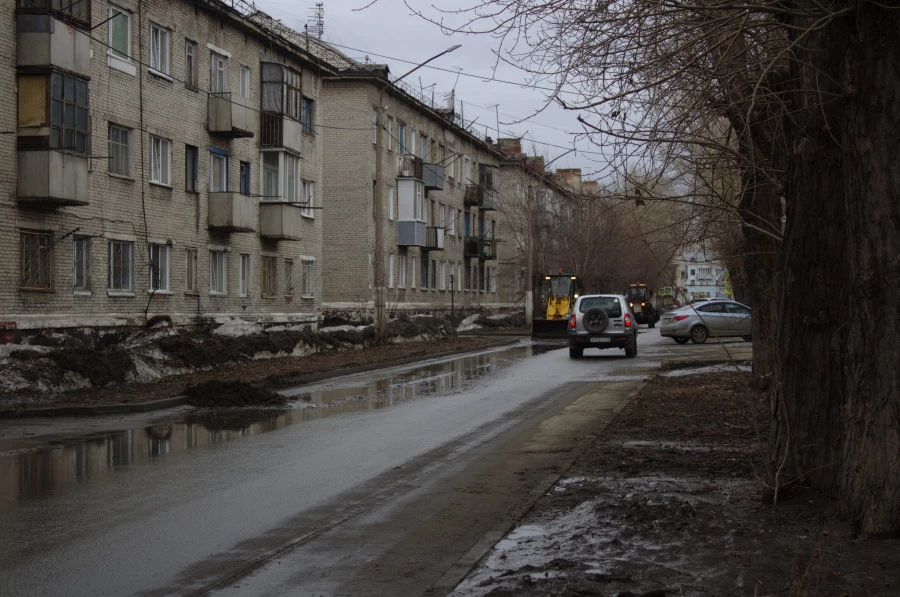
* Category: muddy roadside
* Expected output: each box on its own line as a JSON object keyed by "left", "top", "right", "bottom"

{"left": 451, "top": 370, "right": 900, "bottom": 597}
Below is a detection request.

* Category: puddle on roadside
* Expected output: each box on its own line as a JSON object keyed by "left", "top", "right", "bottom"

{"left": 0, "top": 342, "right": 555, "bottom": 505}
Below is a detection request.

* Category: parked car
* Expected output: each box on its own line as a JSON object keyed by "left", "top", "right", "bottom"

{"left": 659, "top": 300, "right": 752, "bottom": 344}
{"left": 567, "top": 294, "right": 639, "bottom": 358}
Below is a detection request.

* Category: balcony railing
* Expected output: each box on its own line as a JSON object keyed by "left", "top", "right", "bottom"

{"left": 399, "top": 154, "right": 423, "bottom": 180}
{"left": 208, "top": 192, "right": 254, "bottom": 232}
{"left": 424, "top": 226, "right": 445, "bottom": 250}
{"left": 260, "top": 112, "right": 283, "bottom": 147}
{"left": 464, "top": 185, "right": 498, "bottom": 210}
{"left": 464, "top": 236, "right": 497, "bottom": 260}
{"left": 208, "top": 92, "right": 254, "bottom": 138}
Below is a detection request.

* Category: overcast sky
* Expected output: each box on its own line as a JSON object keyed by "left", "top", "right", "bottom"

{"left": 253, "top": 0, "right": 607, "bottom": 182}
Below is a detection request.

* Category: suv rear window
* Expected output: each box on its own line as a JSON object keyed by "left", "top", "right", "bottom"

{"left": 578, "top": 296, "right": 622, "bottom": 317}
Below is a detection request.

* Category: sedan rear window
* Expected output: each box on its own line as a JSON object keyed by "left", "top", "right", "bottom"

{"left": 578, "top": 296, "right": 622, "bottom": 317}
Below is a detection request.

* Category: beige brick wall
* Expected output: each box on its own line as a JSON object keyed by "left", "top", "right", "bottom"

{"left": 1, "top": 0, "right": 328, "bottom": 333}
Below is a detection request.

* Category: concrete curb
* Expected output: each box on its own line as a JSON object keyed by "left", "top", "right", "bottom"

{"left": 0, "top": 338, "right": 522, "bottom": 419}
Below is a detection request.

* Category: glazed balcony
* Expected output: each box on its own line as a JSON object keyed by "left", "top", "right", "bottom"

{"left": 464, "top": 184, "right": 498, "bottom": 210}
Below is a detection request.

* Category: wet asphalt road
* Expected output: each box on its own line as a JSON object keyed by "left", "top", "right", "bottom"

{"left": 0, "top": 330, "right": 727, "bottom": 596}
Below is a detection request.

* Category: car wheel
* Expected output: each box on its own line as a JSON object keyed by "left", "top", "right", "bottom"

{"left": 674, "top": 337, "right": 690, "bottom": 345}
{"left": 583, "top": 308, "right": 609, "bottom": 333}
{"left": 690, "top": 326, "right": 709, "bottom": 344}
{"left": 742, "top": 335, "right": 753, "bottom": 342}
{"left": 569, "top": 346, "right": 583, "bottom": 359}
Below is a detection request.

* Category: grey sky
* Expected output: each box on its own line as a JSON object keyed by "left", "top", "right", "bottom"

{"left": 253, "top": 0, "right": 606, "bottom": 180}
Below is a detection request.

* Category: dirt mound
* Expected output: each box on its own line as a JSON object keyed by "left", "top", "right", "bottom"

{"left": 183, "top": 380, "right": 288, "bottom": 408}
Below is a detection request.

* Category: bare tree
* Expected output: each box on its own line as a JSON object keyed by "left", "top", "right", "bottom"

{"left": 405, "top": 0, "right": 900, "bottom": 533}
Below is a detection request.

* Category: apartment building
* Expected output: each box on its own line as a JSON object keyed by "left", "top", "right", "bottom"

{"left": 320, "top": 66, "right": 509, "bottom": 318}
{"left": 4, "top": 0, "right": 337, "bottom": 339}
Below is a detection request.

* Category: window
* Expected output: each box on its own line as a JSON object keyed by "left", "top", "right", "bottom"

{"left": 439, "top": 262, "right": 446, "bottom": 290}
{"left": 209, "top": 151, "right": 227, "bottom": 192}
{"left": 185, "top": 41, "right": 197, "bottom": 88}
{"left": 262, "top": 153, "right": 279, "bottom": 199}
{"left": 457, "top": 263, "right": 463, "bottom": 291}
{"left": 185, "top": 248, "right": 198, "bottom": 292}
{"left": 240, "top": 66, "right": 251, "bottom": 99}
{"left": 149, "top": 135, "right": 171, "bottom": 185}
{"left": 301, "top": 96, "right": 314, "bottom": 134}
{"left": 371, "top": 109, "right": 377, "bottom": 145}
{"left": 438, "top": 203, "right": 445, "bottom": 228}
{"left": 386, "top": 117, "right": 394, "bottom": 152}
{"left": 185, "top": 145, "right": 198, "bottom": 192}
{"left": 410, "top": 256, "right": 417, "bottom": 289}
{"left": 284, "top": 68, "right": 301, "bottom": 120}
{"left": 413, "top": 182, "right": 425, "bottom": 222}
{"left": 261, "top": 256, "right": 276, "bottom": 296}
{"left": 209, "top": 250, "right": 227, "bottom": 293}
{"left": 108, "top": 124, "right": 132, "bottom": 176}
{"left": 240, "top": 162, "right": 251, "bottom": 195}
{"left": 300, "top": 259, "right": 314, "bottom": 296}
{"left": 387, "top": 186, "right": 395, "bottom": 221}
{"left": 23, "top": 0, "right": 89, "bottom": 25}
{"left": 148, "top": 244, "right": 169, "bottom": 291}
{"left": 149, "top": 23, "right": 169, "bottom": 75}
{"left": 108, "top": 6, "right": 131, "bottom": 60}
{"left": 301, "top": 180, "right": 315, "bottom": 217}
{"left": 284, "top": 259, "right": 294, "bottom": 295}
{"left": 239, "top": 253, "right": 250, "bottom": 297}
{"left": 210, "top": 52, "right": 228, "bottom": 93}
{"left": 284, "top": 154, "right": 299, "bottom": 202}
{"left": 21, "top": 231, "right": 52, "bottom": 290}
{"left": 260, "top": 63, "right": 301, "bottom": 118}
{"left": 73, "top": 236, "right": 90, "bottom": 291}
{"left": 108, "top": 240, "right": 134, "bottom": 292}
{"left": 448, "top": 207, "right": 456, "bottom": 235}
{"left": 398, "top": 254, "right": 407, "bottom": 288}
{"left": 421, "top": 259, "right": 428, "bottom": 290}
{"left": 397, "top": 122, "right": 407, "bottom": 154}
{"left": 419, "top": 134, "right": 429, "bottom": 160}
{"left": 50, "top": 72, "right": 89, "bottom": 154}
{"left": 388, "top": 254, "right": 394, "bottom": 289}
{"left": 430, "top": 259, "right": 437, "bottom": 289}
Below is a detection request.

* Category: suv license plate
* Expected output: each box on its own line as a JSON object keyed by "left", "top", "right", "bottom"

{"left": 591, "top": 337, "right": 610, "bottom": 343}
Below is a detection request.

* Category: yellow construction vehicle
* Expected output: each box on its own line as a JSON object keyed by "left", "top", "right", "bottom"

{"left": 532, "top": 272, "right": 581, "bottom": 339}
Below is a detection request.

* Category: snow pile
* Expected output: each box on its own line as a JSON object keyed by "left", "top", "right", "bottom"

{"left": 213, "top": 319, "right": 263, "bottom": 337}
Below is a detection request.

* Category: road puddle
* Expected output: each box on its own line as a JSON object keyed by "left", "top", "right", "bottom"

{"left": 0, "top": 342, "right": 557, "bottom": 505}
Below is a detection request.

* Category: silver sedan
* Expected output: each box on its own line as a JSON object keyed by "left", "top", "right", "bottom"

{"left": 659, "top": 300, "right": 752, "bottom": 344}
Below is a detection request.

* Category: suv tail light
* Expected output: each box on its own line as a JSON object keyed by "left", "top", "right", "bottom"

{"left": 569, "top": 314, "right": 576, "bottom": 328}
{"left": 673, "top": 315, "right": 690, "bottom": 322}
{"left": 624, "top": 313, "right": 632, "bottom": 328}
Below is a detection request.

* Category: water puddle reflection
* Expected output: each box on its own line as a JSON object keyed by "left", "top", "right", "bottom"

{"left": 1, "top": 342, "right": 557, "bottom": 505}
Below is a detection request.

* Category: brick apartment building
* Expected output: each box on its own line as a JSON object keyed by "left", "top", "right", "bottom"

{"left": 320, "top": 67, "right": 510, "bottom": 319}
{"left": 3, "top": 0, "right": 352, "bottom": 340}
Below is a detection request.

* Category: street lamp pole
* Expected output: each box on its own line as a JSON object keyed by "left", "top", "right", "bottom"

{"left": 374, "top": 44, "right": 461, "bottom": 342}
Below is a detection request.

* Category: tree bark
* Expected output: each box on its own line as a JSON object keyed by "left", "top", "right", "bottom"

{"left": 773, "top": 3, "right": 900, "bottom": 533}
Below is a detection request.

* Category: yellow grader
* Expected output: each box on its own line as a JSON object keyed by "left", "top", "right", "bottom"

{"left": 531, "top": 272, "right": 581, "bottom": 339}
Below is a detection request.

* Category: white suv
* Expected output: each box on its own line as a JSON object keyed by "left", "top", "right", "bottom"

{"left": 567, "top": 294, "right": 638, "bottom": 358}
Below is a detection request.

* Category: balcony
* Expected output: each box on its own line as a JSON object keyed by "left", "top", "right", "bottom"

{"left": 17, "top": 150, "right": 89, "bottom": 208}
{"left": 464, "top": 236, "right": 498, "bottom": 260}
{"left": 17, "top": 14, "right": 91, "bottom": 77}
{"left": 423, "top": 163, "right": 445, "bottom": 191}
{"left": 397, "top": 220, "right": 426, "bottom": 247}
{"left": 208, "top": 192, "right": 254, "bottom": 232}
{"left": 464, "top": 184, "right": 498, "bottom": 210}
{"left": 260, "top": 112, "right": 303, "bottom": 154}
{"left": 424, "top": 226, "right": 445, "bottom": 251}
{"left": 259, "top": 201, "right": 303, "bottom": 240}
{"left": 398, "top": 154, "right": 423, "bottom": 180}
{"left": 208, "top": 92, "right": 254, "bottom": 138}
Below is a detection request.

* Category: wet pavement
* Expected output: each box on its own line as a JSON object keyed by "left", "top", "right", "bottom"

{"left": 0, "top": 332, "right": 750, "bottom": 596}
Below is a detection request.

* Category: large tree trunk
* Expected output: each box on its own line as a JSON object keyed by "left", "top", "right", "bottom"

{"left": 773, "top": 3, "right": 900, "bottom": 533}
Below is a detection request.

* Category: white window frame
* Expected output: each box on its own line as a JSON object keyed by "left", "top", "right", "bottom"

{"left": 262, "top": 152, "right": 279, "bottom": 200}
{"left": 284, "top": 154, "right": 299, "bottom": 203}
{"left": 410, "top": 256, "right": 417, "bottom": 289}
{"left": 448, "top": 207, "right": 456, "bottom": 235}
{"left": 149, "top": 135, "right": 171, "bottom": 186}
{"left": 412, "top": 181, "right": 425, "bottom": 222}
{"left": 284, "top": 259, "right": 294, "bottom": 295}
{"left": 240, "top": 66, "right": 251, "bottom": 99}
{"left": 261, "top": 255, "right": 277, "bottom": 297}
{"left": 386, "top": 117, "right": 394, "bottom": 152}
{"left": 239, "top": 253, "right": 250, "bottom": 297}
{"left": 148, "top": 243, "right": 170, "bottom": 292}
{"left": 108, "top": 124, "right": 132, "bottom": 177}
{"left": 438, "top": 203, "right": 445, "bottom": 228}
{"left": 149, "top": 23, "right": 170, "bottom": 75}
{"left": 209, "top": 250, "right": 227, "bottom": 294}
{"left": 439, "top": 261, "right": 446, "bottom": 290}
{"left": 108, "top": 5, "right": 131, "bottom": 61}
{"left": 210, "top": 52, "right": 228, "bottom": 93}
{"left": 108, "top": 240, "right": 134, "bottom": 293}
{"left": 73, "top": 236, "right": 91, "bottom": 292}
{"left": 185, "top": 40, "right": 197, "bottom": 88}
{"left": 398, "top": 254, "right": 407, "bottom": 288}
{"left": 387, "top": 186, "right": 395, "bottom": 221}
{"left": 301, "top": 180, "right": 315, "bottom": 217}
{"left": 210, "top": 152, "right": 228, "bottom": 192}
{"left": 300, "top": 259, "right": 315, "bottom": 297}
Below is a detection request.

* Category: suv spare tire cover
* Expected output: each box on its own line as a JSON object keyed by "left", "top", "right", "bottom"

{"left": 583, "top": 308, "right": 610, "bottom": 333}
